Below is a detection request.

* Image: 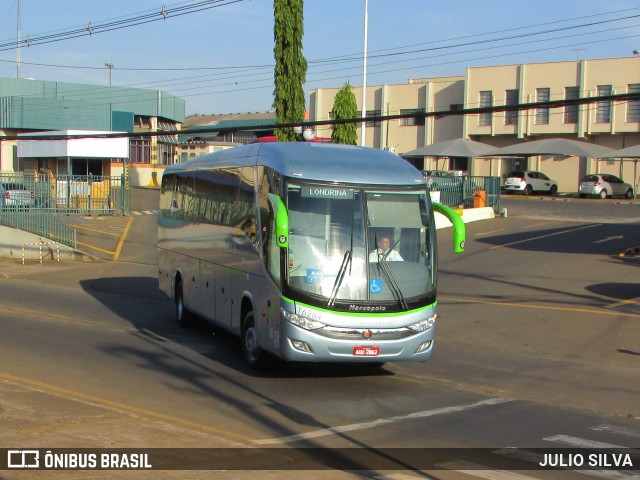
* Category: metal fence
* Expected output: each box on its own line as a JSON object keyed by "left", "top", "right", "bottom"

{"left": 0, "top": 172, "right": 130, "bottom": 249}
{"left": 0, "top": 208, "right": 77, "bottom": 248}
{"left": 428, "top": 176, "right": 501, "bottom": 213}
{"left": 0, "top": 172, "right": 130, "bottom": 215}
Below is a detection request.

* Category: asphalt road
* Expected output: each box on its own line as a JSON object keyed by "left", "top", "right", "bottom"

{"left": 0, "top": 191, "right": 638, "bottom": 479}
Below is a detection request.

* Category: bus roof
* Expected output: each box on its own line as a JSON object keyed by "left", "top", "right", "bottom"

{"left": 165, "top": 142, "right": 426, "bottom": 186}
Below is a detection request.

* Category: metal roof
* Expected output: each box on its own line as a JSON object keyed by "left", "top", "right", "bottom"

{"left": 0, "top": 77, "right": 185, "bottom": 131}
{"left": 178, "top": 119, "right": 275, "bottom": 142}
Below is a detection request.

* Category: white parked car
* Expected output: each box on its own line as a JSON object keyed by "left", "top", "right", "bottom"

{"left": 578, "top": 174, "right": 634, "bottom": 199}
{"left": 0, "top": 182, "right": 35, "bottom": 209}
{"left": 504, "top": 171, "right": 558, "bottom": 195}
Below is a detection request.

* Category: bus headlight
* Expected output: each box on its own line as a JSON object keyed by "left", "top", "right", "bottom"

{"left": 406, "top": 315, "right": 436, "bottom": 332}
{"left": 282, "top": 308, "right": 326, "bottom": 331}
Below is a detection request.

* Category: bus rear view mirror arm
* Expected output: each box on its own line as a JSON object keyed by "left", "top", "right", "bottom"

{"left": 268, "top": 193, "right": 289, "bottom": 248}
{"left": 432, "top": 202, "right": 465, "bottom": 253}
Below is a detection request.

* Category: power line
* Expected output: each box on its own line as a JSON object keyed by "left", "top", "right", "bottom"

{"left": 0, "top": 0, "right": 246, "bottom": 52}
{"left": 2, "top": 5, "right": 638, "bottom": 114}
{"left": 5, "top": 91, "right": 639, "bottom": 141}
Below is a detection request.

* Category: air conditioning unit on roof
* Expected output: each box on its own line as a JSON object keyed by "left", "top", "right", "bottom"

{"left": 383, "top": 146, "right": 397, "bottom": 154}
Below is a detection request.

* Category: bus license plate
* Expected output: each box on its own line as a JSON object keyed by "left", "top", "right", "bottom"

{"left": 353, "top": 346, "right": 380, "bottom": 356}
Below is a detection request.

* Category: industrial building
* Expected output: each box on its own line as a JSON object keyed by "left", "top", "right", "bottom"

{"left": 0, "top": 77, "right": 184, "bottom": 186}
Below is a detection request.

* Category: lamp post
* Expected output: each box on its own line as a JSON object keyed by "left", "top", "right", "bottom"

{"left": 361, "top": 0, "right": 368, "bottom": 147}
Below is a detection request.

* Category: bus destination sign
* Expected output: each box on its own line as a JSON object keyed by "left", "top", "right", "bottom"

{"left": 302, "top": 187, "right": 354, "bottom": 199}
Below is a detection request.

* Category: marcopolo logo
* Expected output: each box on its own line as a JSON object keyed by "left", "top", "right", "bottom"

{"left": 7, "top": 450, "right": 40, "bottom": 469}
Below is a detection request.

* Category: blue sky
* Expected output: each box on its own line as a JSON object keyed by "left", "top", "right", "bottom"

{"left": 0, "top": 0, "right": 638, "bottom": 116}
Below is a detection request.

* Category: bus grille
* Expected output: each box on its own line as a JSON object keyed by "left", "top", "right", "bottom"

{"left": 316, "top": 326, "right": 415, "bottom": 341}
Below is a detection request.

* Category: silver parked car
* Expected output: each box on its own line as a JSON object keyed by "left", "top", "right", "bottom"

{"left": 578, "top": 174, "right": 634, "bottom": 199}
{"left": 504, "top": 171, "right": 558, "bottom": 195}
{"left": 0, "top": 182, "right": 35, "bottom": 209}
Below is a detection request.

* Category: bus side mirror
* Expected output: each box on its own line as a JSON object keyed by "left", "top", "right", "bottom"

{"left": 268, "top": 193, "right": 289, "bottom": 248}
{"left": 432, "top": 202, "right": 465, "bottom": 253}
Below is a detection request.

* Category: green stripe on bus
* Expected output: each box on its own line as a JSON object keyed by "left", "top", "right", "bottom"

{"left": 281, "top": 296, "right": 436, "bottom": 317}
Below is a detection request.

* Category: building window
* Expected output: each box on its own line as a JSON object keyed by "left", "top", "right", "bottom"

{"left": 130, "top": 138, "right": 151, "bottom": 164}
{"left": 564, "top": 86, "right": 579, "bottom": 124}
{"left": 627, "top": 84, "right": 640, "bottom": 123}
{"left": 357, "top": 110, "right": 381, "bottom": 127}
{"left": 596, "top": 85, "right": 612, "bottom": 123}
{"left": 400, "top": 109, "right": 425, "bottom": 126}
{"left": 535, "top": 88, "right": 550, "bottom": 124}
{"left": 479, "top": 91, "right": 492, "bottom": 127}
{"left": 505, "top": 89, "right": 519, "bottom": 126}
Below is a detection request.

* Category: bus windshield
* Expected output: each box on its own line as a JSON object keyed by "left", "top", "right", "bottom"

{"left": 285, "top": 182, "right": 436, "bottom": 311}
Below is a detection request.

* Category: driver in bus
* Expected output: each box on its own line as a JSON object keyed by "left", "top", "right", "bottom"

{"left": 369, "top": 236, "right": 403, "bottom": 262}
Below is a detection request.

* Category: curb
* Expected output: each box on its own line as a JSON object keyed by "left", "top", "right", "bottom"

{"left": 435, "top": 206, "right": 495, "bottom": 229}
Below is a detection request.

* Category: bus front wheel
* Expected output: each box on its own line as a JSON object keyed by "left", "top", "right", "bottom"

{"left": 175, "top": 278, "right": 192, "bottom": 328}
{"left": 242, "top": 311, "right": 269, "bottom": 370}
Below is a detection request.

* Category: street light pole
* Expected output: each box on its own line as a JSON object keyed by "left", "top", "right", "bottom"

{"left": 361, "top": 0, "right": 368, "bottom": 147}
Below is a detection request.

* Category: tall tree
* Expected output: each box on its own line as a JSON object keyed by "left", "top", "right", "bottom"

{"left": 273, "top": 0, "right": 307, "bottom": 142}
{"left": 331, "top": 82, "right": 358, "bottom": 145}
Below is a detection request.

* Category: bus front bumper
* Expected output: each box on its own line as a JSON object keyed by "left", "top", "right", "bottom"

{"left": 280, "top": 321, "right": 436, "bottom": 363}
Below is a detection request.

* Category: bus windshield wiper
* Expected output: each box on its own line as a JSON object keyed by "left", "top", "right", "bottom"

{"left": 328, "top": 249, "right": 352, "bottom": 308}
{"left": 378, "top": 255, "right": 408, "bottom": 310}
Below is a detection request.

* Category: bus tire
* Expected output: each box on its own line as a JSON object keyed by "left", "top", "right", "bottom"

{"left": 175, "top": 278, "right": 192, "bottom": 328}
{"left": 241, "top": 311, "right": 269, "bottom": 370}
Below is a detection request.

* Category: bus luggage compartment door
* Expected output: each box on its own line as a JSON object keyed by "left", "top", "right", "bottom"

{"left": 214, "top": 267, "right": 233, "bottom": 328}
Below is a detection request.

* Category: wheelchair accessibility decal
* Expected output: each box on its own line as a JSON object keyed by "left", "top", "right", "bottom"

{"left": 369, "top": 279, "right": 383, "bottom": 294}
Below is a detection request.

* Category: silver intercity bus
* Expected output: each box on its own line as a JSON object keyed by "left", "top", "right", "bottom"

{"left": 158, "top": 142, "right": 465, "bottom": 368}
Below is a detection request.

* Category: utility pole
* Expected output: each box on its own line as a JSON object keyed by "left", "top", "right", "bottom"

{"left": 105, "top": 62, "right": 114, "bottom": 86}
{"left": 360, "top": 0, "right": 368, "bottom": 147}
{"left": 16, "top": 0, "right": 21, "bottom": 78}
{"left": 571, "top": 48, "right": 585, "bottom": 61}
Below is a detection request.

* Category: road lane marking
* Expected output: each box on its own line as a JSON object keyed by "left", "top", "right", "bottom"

{"left": 254, "top": 397, "right": 514, "bottom": 445}
{"left": 440, "top": 296, "right": 640, "bottom": 319}
{"left": 488, "top": 223, "right": 601, "bottom": 250}
{"left": 544, "top": 434, "right": 627, "bottom": 449}
{"left": 434, "top": 461, "right": 538, "bottom": 479}
{"left": 0, "top": 373, "right": 253, "bottom": 444}
{"left": 590, "top": 424, "right": 640, "bottom": 438}
{"left": 594, "top": 235, "right": 624, "bottom": 243}
{"left": 68, "top": 224, "right": 123, "bottom": 237}
{"left": 475, "top": 229, "right": 505, "bottom": 237}
{"left": 607, "top": 298, "right": 639, "bottom": 309}
{"left": 76, "top": 241, "right": 116, "bottom": 255}
{"left": 113, "top": 215, "right": 133, "bottom": 261}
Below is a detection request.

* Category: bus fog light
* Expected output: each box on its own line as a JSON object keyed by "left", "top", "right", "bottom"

{"left": 291, "top": 339, "right": 314, "bottom": 353}
{"left": 407, "top": 315, "right": 437, "bottom": 332}
{"left": 415, "top": 340, "right": 432, "bottom": 353}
